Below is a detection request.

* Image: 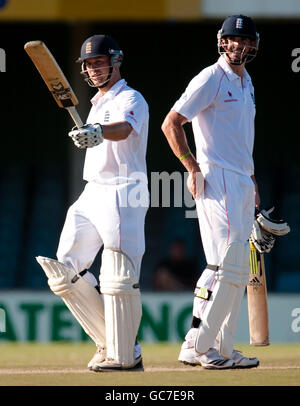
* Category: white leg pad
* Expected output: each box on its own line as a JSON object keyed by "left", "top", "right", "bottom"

{"left": 195, "top": 241, "right": 250, "bottom": 355}
{"left": 36, "top": 256, "right": 105, "bottom": 348}
{"left": 99, "top": 249, "right": 142, "bottom": 368}
{"left": 215, "top": 241, "right": 250, "bottom": 288}
{"left": 215, "top": 286, "right": 246, "bottom": 358}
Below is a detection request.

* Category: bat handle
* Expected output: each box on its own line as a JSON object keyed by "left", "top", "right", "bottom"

{"left": 66, "top": 106, "right": 83, "bottom": 128}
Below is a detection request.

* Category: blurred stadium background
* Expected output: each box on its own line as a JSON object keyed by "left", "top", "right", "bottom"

{"left": 0, "top": 0, "right": 300, "bottom": 346}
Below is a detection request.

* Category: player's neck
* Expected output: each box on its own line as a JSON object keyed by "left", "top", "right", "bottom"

{"left": 97, "top": 73, "right": 121, "bottom": 97}
{"left": 228, "top": 61, "right": 245, "bottom": 78}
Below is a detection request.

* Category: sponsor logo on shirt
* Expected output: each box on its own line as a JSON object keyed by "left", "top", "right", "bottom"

{"left": 126, "top": 110, "right": 137, "bottom": 123}
{"left": 224, "top": 90, "right": 238, "bottom": 102}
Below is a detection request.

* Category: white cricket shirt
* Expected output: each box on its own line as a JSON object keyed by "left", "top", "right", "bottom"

{"left": 172, "top": 55, "right": 256, "bottom": 176}
{"left": 83, "top": 79, "right": 149, "bottom": 185}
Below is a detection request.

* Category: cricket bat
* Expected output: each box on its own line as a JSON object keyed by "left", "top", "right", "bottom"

{"left": 247, "top": 241, "right": 270, "bottom": 346}
{"left": 24, "top": 40, "right": 83, "bottom": 128}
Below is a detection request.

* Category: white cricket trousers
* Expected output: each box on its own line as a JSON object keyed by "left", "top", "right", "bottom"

{"left": 192, "top": 164, "right": 255, "bottom": 321}
{"left": 57, "top": 181, "right": 149, "bottom": 278}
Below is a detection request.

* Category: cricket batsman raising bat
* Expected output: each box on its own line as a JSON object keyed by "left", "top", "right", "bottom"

{"left": 248, "top": 207, "right": 290, "bottom": 345}
{"left": 26, "top": 35, "right": 149, "bottom": 372}
{"left": 24, "top": 41, "right": 83, "bottom": 128}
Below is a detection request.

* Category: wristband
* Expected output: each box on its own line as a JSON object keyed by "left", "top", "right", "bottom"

{"left": 179, "top": 151, "right": 191, "bottom": 161}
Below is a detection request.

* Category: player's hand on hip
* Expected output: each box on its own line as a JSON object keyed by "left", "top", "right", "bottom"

{"left": 187, "top": 170, "right": 204, "bottom": 200}
{"left": 68, "top": 123, "right": 103, "bottom": 149}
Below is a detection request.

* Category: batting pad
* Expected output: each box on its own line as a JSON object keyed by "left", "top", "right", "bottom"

{"left": 36, "top": 256, "right": 105, "bottom": 348}
{"left": 99, "top": 249, "right": 142, "bottom": 368}
{"left": 215, "top": 286, "right": 246, "bottom": 358}
{"left": 215, "top": 241, "right": 250, "bottom": 288}
{"left": 195, "top": 242, "right": 250, "bottom": 356}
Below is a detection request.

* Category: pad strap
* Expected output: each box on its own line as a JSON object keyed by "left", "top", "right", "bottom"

{"left": 193, "top": 265, "right": 217, "bottom": 300}
{"left": 206, "top": 264, "right": 219, "bottom": 272}
{"left": 71, "top": 269, "right": 87, "bottom": 283}
{"left": 191, "top": 316, "right": 201, "bottom": 328}
{"left": 194, "top": 286, "right": 212, "bottom": 300}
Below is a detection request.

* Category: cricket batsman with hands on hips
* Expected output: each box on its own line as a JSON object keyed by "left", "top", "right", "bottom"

{"left": 162, "top": 15, "right": 261, "bottom": 369}
{"left": 36, "top": 35, "right": 149, "bottom": 372}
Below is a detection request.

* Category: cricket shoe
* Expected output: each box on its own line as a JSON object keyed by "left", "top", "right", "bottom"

{"left": 92, "top": 356, "right": 144, "bottom": 372}
{"left": 87, "top": 347, "right": 106, "bottom": 370}
{"left": 231, "top": 349, "right": 259, "bottom": 369}
{"left": 91, "top": 343, "right": 144, "bottom": 372}
{"left": 178, "top": 342, "right": 235, "bottom": 370}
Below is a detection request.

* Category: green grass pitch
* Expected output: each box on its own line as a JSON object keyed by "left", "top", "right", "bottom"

{"left": 0, "top": 342, "right": 300, "bottom": 386}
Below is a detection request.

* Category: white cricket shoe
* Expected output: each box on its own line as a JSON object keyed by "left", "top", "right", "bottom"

{"left": 91, "top": 343, "right": 144, "bottom": 372}
{"left": 178, "top": 342, "right": 235, "bottom": 370}
{"left": 92, "top": 355, "right": 144, "bottom": 372}
{"left": 87, "top": 347, "right": 106, "bottom": 370}
{"left": 231, "top": 349, "right": 259, "bottom": 369}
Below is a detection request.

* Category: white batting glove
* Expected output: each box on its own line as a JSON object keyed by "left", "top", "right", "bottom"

{"left": 256, "top": 207, "right": 290, "bottom": 236}
{"left": 250, "top": 219, "right": 276, "bottom": 253}
{"left": 68, "top": 123, "right": 103, "bottom": 149}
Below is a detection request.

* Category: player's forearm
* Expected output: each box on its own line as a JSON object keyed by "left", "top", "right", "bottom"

{"left": 161, "top": 112, "right": 199, "bottom": 173}
{"left": 102, "top": 121, "right": 132, "bottom": 141}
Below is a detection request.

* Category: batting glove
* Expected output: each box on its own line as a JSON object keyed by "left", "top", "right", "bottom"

{"left": 68, "top": 123, "right": 103, "bottom": 149}
{"left": 249, "top": 206, "right": 290, "bottom": 253}
{"left": 250, "top": 220, "right": 276, "bottom": 253}
{"left": 256, "top": 207, "right": 290, "bottom": 236}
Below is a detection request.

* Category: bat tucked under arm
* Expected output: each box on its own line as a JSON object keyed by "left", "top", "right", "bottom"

{"left": 24, "top": 40, "right": 83, "bottom": 128}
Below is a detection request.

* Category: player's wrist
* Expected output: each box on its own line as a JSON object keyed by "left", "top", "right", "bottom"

{"left": 184, "top": 157, "right": 200, "bottom": 173}
{"left": 179, "top": 151, "right": 191, "bottom": 161}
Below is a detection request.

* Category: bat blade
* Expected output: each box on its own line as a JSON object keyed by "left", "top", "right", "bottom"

{"left": 24, "top": 40, "right": 83, "bottom": 127}
{"left": 247, "top": 242, "right": 270, "bottom": 346}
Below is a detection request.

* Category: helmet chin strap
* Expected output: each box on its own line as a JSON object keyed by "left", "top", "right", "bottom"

{"left": 97, "top": 66, "right": 114, "bottom": 89}
{"left": 226, "top": 54, "right": 246, "bottom": 66}
{"left": 81, "top": 63, "right": 114, "bottom": 88}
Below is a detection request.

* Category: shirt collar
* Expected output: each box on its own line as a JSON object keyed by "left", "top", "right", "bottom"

{"left": 217, "top": 55, "right": 250, "bottom": 83}
{"left": 90, "top": 79, "right": 127, "bottom": 105}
